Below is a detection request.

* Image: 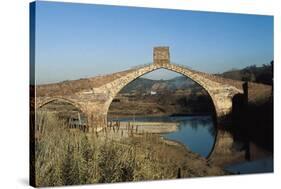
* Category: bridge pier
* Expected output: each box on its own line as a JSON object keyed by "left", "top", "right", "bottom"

{"left": 86, "top": 111, "right": 107, "bottom": 132}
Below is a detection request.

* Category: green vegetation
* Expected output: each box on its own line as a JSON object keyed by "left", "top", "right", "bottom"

{"left": 219, "top": 61, "right": 273, "bottom": 85}
{"left": 35, "top": 111, "right": 224, "bottom": 187}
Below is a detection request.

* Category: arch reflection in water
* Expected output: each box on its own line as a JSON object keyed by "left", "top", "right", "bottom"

{"left": 162, "top": 115, "right": 216, "bottom": 158}
{"left": 112, "top": 115, "right": 216, "bottom": 158}
{"left": 108, "top": 67, "right": 217, "bottom": 158}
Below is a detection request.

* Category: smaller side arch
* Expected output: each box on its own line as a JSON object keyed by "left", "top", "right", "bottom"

{"left": 36, "top": 97, "right": 85, "bottom": 113}
{"left": 36, "top": 97, "right": 90, "bottom": 131}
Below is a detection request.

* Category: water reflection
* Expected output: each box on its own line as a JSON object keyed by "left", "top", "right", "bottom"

{"left": 163, "top": 116, "right": 215, "bottom": 157}
{"left": 224, "top": 156, "right": 273, "bottom": 174}
{"left": 111, "top": 115, "right": 216, "bottom": 158}
{"left": 110, "top": 115, "right": 273, "bottom": 174}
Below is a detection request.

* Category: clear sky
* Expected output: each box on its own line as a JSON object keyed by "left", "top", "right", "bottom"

{"left": 34, "top": 1, "right": 273, "bottom": 84}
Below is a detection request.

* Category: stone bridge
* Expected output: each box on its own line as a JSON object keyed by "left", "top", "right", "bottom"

{"left": 36, "top": 47, "right": 266, "bottom": 162}
{"left": 36, "top": 47, "right": 243, "bottom": 128}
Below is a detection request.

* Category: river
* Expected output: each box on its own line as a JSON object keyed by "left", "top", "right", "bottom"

{"left": 110, "top": 115, "right": 273, "bottom": 174}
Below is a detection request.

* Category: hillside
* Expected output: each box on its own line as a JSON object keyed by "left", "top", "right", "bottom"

{"left": 109, "top": 76, "right": 213, "bottom": 118}
{"left": 119, "top": 76, "right": 196, "bottom": 94}
{"left": 218, "top": 61, "right": 273, "bottom": 86}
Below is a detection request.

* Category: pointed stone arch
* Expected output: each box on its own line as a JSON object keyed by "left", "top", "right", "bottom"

{"left": 101, "top": 62, "right": 242, "bottom": 161}
{"left": 103, "top": 63, "right": 242, "bottom": 124}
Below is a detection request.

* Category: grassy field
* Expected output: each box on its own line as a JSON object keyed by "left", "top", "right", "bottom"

{"left": 34, "top": 111, "right": 225, "bottom": 187}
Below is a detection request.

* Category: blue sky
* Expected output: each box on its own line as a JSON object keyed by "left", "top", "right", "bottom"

{"left": 34, "top": 1, "right": 273, "bottom": 84}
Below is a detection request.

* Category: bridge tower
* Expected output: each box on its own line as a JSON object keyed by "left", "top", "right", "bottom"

{"left": 153, "top": 46, "right": 170, "bottom": 65}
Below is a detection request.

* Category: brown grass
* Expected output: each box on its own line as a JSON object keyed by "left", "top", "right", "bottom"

{"left": 34, "top": 111, "right": 225, "bottom": 187}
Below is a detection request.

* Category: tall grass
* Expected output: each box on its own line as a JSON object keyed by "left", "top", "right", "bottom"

{"left": 34, "top": 111, "right": 215, "bottom": 187}
{"left": 35, "top": 111, "right": 96, "bottom": 186}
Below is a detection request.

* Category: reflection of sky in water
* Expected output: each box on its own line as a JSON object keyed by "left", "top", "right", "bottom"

{"left": 112, "top": 116, "right": 216, "bottom": 157}
{"left": 111, "top": 116, "right": 273, "bottom": 174}
{"left": 162, "top": 116, "right": 215, "bottom": 157}
{"left": 224, "top": 157, "right": 273, "bottom": 174}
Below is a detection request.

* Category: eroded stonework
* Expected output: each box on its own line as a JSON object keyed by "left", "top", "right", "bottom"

{"left": 153, "top": 46, "right": 170, "bottom": 65}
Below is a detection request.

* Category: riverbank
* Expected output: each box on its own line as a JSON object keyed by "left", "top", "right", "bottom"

{"left": 98, "top": 121, "right": 180, "bottom": 141}
{"left": 98, "top": 120, "right": 227, "bottom": 177}
{"left": 35, "top": 112, "right": 228, "bottom": 186}
{"left": 98, "top": 130, "right": 227, "bottom": 178}
{"left": 118, "top": 121, "right": 179, "bottom": 133}
{"left": 108, "top": 112, "right": 213, "bottom": 120}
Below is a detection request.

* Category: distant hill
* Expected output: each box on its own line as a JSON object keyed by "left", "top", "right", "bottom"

{"left": 218, "top": 61, "right": 273, "bottom": 85}
{"left": 119, "top": 76, "right": 195, "bottom": 94}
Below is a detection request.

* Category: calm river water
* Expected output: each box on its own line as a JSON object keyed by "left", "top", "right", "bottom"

{"left": 112, "top": 115, "right": 216, "bottom": 157}
{"left": 110, "top": 115, "right": 273, "bottom": 174}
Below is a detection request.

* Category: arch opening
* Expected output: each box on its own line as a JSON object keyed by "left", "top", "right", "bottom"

{"left": 107, "top": 68, "right": 218, "bottom": 158}
{"left": 36, "top": 99, "right": 88, "bottom": 136}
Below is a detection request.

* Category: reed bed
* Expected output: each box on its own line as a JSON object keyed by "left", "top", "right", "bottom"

{"left": 34, "top": 112, "right": 181, "bottom": 186}
{"left": 34, "top": 111, "right": 223, "bottom": 187}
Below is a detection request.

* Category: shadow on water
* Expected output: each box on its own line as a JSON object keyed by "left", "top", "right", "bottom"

{"left": 224, "top": 156, "right": 273, "bottom": 174}
{"left": 231, "top": 82, "right": 273, "bottom": 156}
{"left": 220, "top": 82, "right": 273, "bottom": 173}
